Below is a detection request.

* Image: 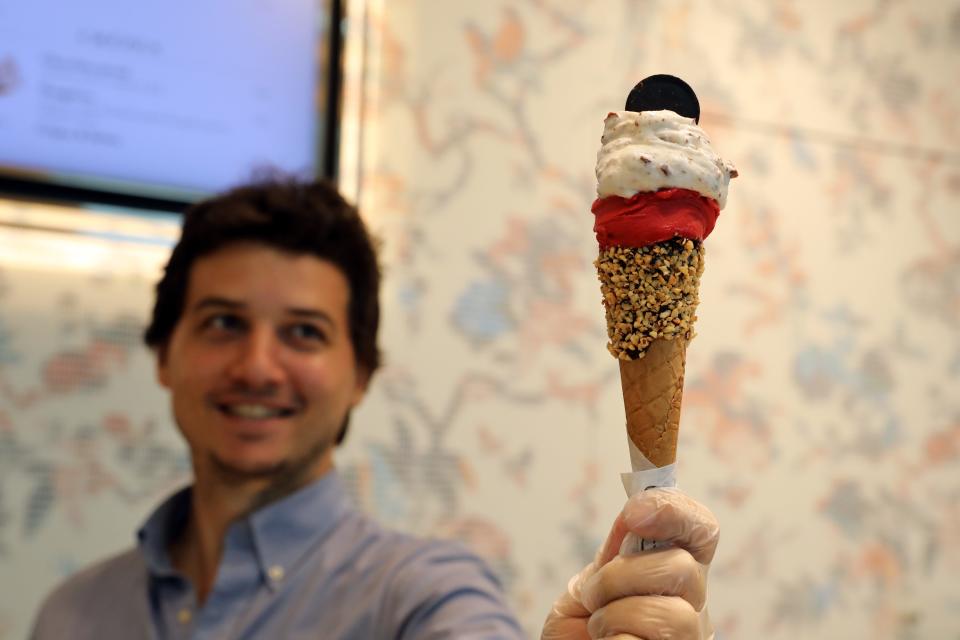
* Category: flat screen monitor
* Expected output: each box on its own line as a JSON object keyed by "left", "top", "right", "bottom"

{"left": 0, "top": 0, "right": 341, "bottom": 212}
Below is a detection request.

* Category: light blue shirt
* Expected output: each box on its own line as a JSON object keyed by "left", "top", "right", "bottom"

{"left": 30, "top": 471, "right": 524, "bottom": 639}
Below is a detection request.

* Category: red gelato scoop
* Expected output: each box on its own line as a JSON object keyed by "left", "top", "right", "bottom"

{"left": 591, "top": 188, "right": 720, "bottom": 251}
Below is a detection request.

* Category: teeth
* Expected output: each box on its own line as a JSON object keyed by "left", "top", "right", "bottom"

{"left": 224, "top": 404, "right": 286, "bottom": 419}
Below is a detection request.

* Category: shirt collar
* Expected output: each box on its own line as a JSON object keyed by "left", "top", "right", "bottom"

{"left": 138, "top": 485, "right": 191, "bottom": 577}
{"left": 137, "top": 470, "right": 353, "bottom": 586}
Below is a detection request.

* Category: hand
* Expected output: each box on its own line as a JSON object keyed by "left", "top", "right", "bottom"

{"left": 541, "top": 488, "right": 720, "bottom": 640}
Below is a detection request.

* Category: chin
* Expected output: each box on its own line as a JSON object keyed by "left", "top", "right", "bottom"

{"left": 208, "top": 438, "right": 332, "bottom": 484}
{"left": 210, "top": 452, "right": 291, "bottom": 480}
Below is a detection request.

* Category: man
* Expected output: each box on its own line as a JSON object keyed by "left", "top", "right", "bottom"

{"left": 31, "top": 179, "right": 720, "bottom": 639}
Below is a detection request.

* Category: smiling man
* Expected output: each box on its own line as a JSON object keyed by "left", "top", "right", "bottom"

{"left": 31, "top": 179, "right": 721, "bottom": 640}
{"left": 153, "top": 242, "right": 371, "bottom": 606}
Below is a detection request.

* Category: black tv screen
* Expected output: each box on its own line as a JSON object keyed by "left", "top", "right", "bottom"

{"left": 0, "top": 0, "right": 341, "bottom": 211}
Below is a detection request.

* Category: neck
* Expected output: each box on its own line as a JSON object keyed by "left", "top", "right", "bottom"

{"left": 172, "top": 453, "right": 333, "bottom": 604}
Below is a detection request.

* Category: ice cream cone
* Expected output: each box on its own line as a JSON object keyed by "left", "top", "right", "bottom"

{"left": 591, "top": 79, "right": 736, "bottom": 476}
{"left": 595, "top": 236, "right": 702, "bottom": 469}
{"left": 619, "top": 336, "right": 687, "bottom": 467}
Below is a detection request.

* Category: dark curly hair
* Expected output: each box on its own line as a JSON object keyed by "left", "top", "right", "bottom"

{"left": 144, "top": 179, "right": 382, "bottom": 442}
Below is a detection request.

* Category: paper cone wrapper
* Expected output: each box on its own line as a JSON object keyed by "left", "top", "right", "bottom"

{"left": 619, "top": 336, "right": 688, "bottom": 468}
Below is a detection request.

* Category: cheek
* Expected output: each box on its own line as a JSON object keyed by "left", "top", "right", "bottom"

{"left": 296, "top": 359, "right": 358, "bottom": 405}
{"left": 165, "top": 343, "right": 227, "bottom": 393}
{"left": 296, "top": 366, "right": 335, "bottom": 399}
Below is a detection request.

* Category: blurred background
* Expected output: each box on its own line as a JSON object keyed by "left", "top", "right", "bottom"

{"left": 1, "top": 1, "right": 958, "bottom": 638}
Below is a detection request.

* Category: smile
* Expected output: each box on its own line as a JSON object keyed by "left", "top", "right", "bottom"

{"left": 217, "top": 403, "right": 297, "bottom": 419}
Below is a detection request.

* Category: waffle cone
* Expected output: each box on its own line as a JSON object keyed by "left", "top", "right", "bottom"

{"left": 619, "top": 336, "right": 688, "bottom": 467}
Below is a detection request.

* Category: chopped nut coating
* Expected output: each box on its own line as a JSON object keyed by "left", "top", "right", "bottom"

{"left": 595, "top": 238, "right": 704, "bottom": 360}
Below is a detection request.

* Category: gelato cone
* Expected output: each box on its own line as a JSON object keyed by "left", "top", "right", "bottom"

{"left": 592, "top": 92, "right": 736, "bottom": 471}
{"left": 619, "top": 337, "right": 687, "bottom": 467}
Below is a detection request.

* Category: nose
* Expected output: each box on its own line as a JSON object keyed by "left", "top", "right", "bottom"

{"left": 226, "top": 326, "right": 286, "bottom": 391}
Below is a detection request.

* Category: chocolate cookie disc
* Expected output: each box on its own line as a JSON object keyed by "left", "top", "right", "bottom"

{"left": 625, "top": 74, "right": 700, "bottom": 123}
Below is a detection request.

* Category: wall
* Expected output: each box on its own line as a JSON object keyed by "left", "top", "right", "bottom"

{"left": 0, "top": 202, "right": 184, "bottom": 639}
{"left": 2, "top": 1, "right": 959, "bottom": 638}
{"left": 347, "top": 0, "right": 960, "bottom": 637}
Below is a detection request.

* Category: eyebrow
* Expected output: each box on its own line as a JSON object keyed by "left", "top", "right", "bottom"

{"left": 286, "top": 307, "right": 335, "bottom": 327}
{"left": 191, "top": 296, "right": 335, "bottom": 326}
{"left": 192, "top": 296, "right": 244, "bottom": 312}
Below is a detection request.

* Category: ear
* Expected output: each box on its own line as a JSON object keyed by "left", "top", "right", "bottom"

{"left": 155, "top": 345, "right": 171, "bottom": 389}
{"left": 350, "top": 366, "right": 371, "bottom": 407}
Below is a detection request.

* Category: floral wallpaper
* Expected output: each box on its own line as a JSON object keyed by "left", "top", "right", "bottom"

{"left": 2, "top": 1, "right": 959, "bottom": 639}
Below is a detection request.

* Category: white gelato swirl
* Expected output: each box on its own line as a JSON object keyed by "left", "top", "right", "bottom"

{"left": 595, "top": 110, "right": 738, "bottom": 209}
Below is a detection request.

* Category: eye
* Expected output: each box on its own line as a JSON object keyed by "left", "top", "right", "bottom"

{"left": 287, "top": 323, "right": 327, "bottom": 345}
{"left": 201, "top": 313, "right": 245, "bottom": 334}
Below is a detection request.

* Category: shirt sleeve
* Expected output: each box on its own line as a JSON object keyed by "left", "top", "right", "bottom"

{"left": 381, "top": 540, "right": 526, "bottom": 640}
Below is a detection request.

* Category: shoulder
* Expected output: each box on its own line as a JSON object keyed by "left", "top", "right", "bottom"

{"left": 30, "top": 549, "right": 149, "bottom": 640}
{"left": 36, "top": 547, "right": 146, "bottom": 613}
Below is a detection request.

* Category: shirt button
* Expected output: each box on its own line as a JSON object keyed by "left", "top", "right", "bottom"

{"left": 177, "top": 608, "right": 192, "bottom": 624}
{"left": 268, "top": 565, "right": 285, "bottom": 582}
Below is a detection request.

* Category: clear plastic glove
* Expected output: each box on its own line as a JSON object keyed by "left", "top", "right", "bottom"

{"left": 541, "top": 488, "right": 719, "bottom": 640}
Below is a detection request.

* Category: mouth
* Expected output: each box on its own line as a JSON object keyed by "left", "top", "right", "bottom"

{"left": 216, "top": 403, "right": 298, "bottom": 420}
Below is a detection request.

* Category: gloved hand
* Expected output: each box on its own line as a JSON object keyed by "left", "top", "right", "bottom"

{"left": 541, "top": 488, "right": 720, "bottom": 640}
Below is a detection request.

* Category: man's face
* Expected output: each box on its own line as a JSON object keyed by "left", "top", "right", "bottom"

{"left": 157, "top": 242, "right": 368, "bottom": 483}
